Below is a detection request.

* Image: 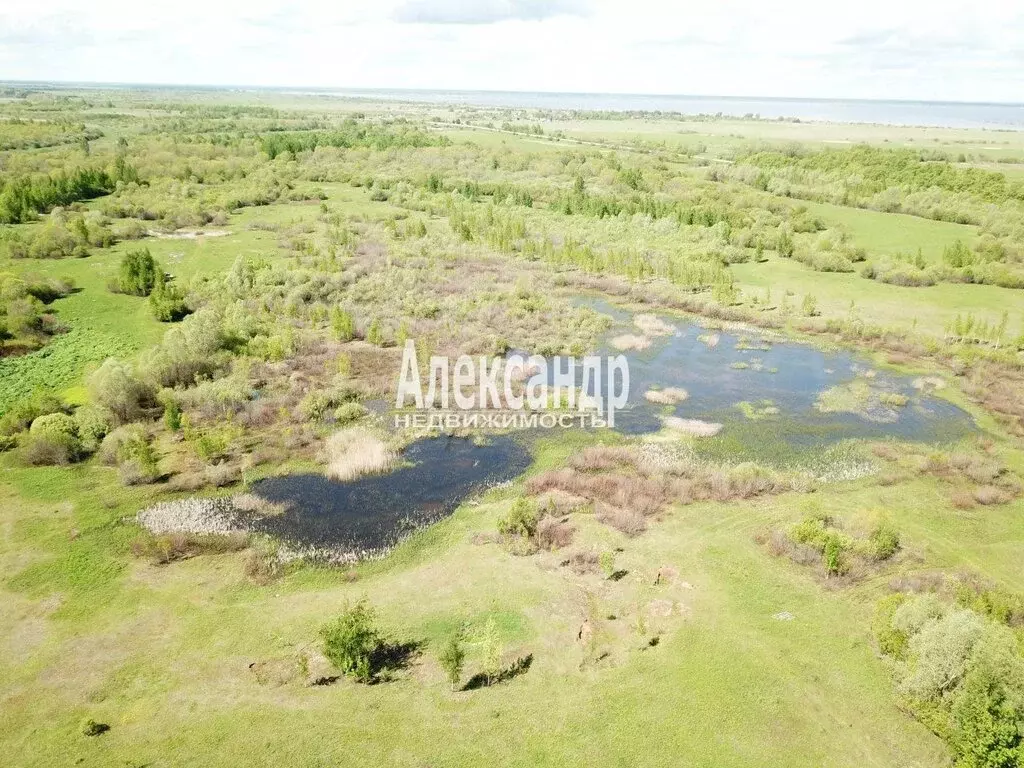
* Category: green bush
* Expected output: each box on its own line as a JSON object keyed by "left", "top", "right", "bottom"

{"left": 330, "top": 306, "right": 355, "bottom": 341}
{"left": 950, "top": 628, "right": 1024, "bottom": 768}
{"left": 0, "top": 391, "right": 65, "bottom": 435}
{"left": 30, "top": 412, "right": 77, "bottom": 440}
{"left": 438, "top": 631, "right": 466, "bottom": 690}
{"left": 869, "top": 523, "right": 901, "bottom": 561}
{"left": 320, "top": 600, "right": 381, "bottom": 683}
{"left": 79, "top": 718, "right": 109, "bottom": 737}
{"left": 116, "top": 431, "right": 160, "bottom": 485}
{"left": 333, "top": 402, "right": 367, "bottom": 425}
{"left": 73, "top": 405, "right": 110, "bottom": 454}
{"left": 87, "top": 358, "right": 153, "bottom": 423}
{"left": 149, "top": 272, "right": 189, "bottom": 322}
{"left": 117, "top": 247, "right": 160, "bottom": 296}
{"left": 874, "top": 594, "right": 910, "bottom": 659}
{"left": 497, "top": 498, "right": 539, "bottom": 539}
{"left": 822, "top": 533, "right": 848, "bottom": 576}
{"left": 21, "top": 412, "right": 82, "bottom": 465}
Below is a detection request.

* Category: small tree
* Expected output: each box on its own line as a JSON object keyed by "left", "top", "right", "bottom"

{"left": 117, "top": 248, "right": 160, "bottom": 296}
{"left": 477, "top": 617, "right": 503, "bottom": 686}
{"left": 497, "top": 498, "right": 538, "bottom": 539}
{"left": 330, "top": 306, "right": 354, "bottom": 341}
{"left": 320, "top": 600, "right": 380, "bottom": 683}
{"left": 438, "top": 631, "right": 466, "bottom": 690}
{"left": 87, "top": 358, "right": 151, "bottom": 423}
{"left": 366, "top": 318, "right": 384, "bottom": 346}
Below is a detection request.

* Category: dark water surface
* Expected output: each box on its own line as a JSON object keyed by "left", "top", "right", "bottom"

{"left": 584, "top": 299, "right": 976, "bottom": 448}
{"left": 251, "top": 300, "right": 976, "bottom": 555}
{"left": 251, "top": 434, "right": 530, "bottom": 555}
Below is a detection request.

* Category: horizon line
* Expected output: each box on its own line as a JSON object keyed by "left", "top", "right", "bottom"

{"left": 2, "top": 79, "right": 1024, "bottom": 109}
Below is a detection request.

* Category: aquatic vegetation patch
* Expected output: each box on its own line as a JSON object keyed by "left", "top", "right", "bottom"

{"left": 610, "top": 333, "right": 651, "bottom": 351}
{"left": 735, "top": 400, "right": 780, "bottom": 420}
{"left": 815, "top": 378, "right": 904, "bottom": 422}
{"left": 320, "top": 427, "right": 397, "bottom": 481}
{"left": 633, "top": 313, "right": 675, "bottom": 337}
{"left": 643, "top": 387, "right": 689, "bottom": 405}
{"left": 661, "top": 417, "right": 724, "bottom": 437}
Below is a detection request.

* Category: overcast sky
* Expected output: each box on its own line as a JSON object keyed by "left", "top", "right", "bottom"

{"left": 1, "top": 0, "right": 1022, "bottom": 102}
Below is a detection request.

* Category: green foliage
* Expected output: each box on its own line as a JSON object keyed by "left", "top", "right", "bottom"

{"left": 0, "top": 166, "right": 117, "bottom": 224}
{"left": 149, "top": 271, "right": 189, "bottom": 322}
{"left": 79, "top": 718, "right": 109, "bottom": 737}
{"left": 260, "top": 121, "right": 448, "bottom": 159}
{"left": 874, "top": 594, "right": 910, "bottom": 659}
{"left": 73, "top": 405, "right": 110, "bottom": 453}
{"left": 29, "top": 412, "right": 77, "bottom": 440}
{"left": 438, "top": 631, "right": 466, "bottom": 690}
{"left": 869, "top": 523, "right": 901, "bottom": 561}
{"left": 497, "top": 498, "right": 539, "bottom": 539}
{"left": 950, "top": 631, "right": 1024, "bottom": 768}
{"left": 162, "top": 399, "right": 182, "bottom": 431}
{"left": 22, "top": 411, "right": 82, "bottom": 465}
{"left": 333, "top": 402, "right": 367, "bottom": 426}
{"left": 822, "top": 535, "right": 848, "bottom": 576}
{"left": 117, "top": 248, "right": 160, "bottom": 296}
{"left": 330, "top": 306, "right": 355, "bottom": 341}
{"left": 599, "top": 551, "right": 616, "bottom": 579}
{"left": 877, "top": 594, "right": 1024, "bottom": 766}
{"left": 87, "top": 358, "right": 152, "bottom": 423}
{"left": 116, "top": 430, "right": 160, "bottom": 484}
{"left": 0, "top": 390, "right": 64, "bottom": 436}
{"left": 366, "top": 318, "right": 384, "bottom": 346}
{"left": 475, "top": 616, "right": 503, "bottom": 686}
{"left": 320, "top": 600, "right": 381, "bottom": 683}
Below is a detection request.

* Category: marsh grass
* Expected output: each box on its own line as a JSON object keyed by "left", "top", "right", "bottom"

{"left": 321, "top": 427, "right": 397, "bottom": 481}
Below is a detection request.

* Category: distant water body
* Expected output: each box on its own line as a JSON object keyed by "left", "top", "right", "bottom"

{"left": 331, "top": 89, "right": 1024, "bottom": 130}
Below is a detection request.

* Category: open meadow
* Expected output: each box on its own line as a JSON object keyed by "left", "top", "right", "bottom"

{"left": 1, "top": 85, "right": 1024, "bottom": 767}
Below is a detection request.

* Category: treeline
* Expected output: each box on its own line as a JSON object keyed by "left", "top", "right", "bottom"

{"left": 741, "top": 145, "right": 1024, "bottom": 204}
{"left": 0, "top": 119, "right": 102, "bottom": 151}
{"left": 261, "top": 121, "right": 449, "bottom": 159}
{"left": 0, "top": 162, "right": 139, "bottom": 224}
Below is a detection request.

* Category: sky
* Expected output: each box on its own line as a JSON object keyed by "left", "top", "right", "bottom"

{"left": 1, "top": 0, "right": 1022, "bottom": 103}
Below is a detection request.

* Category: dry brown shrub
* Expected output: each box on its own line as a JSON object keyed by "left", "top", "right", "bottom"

{"left": 569, "top": 446, "right": 636, "bottom": 472}
{"left": 166, "top": 471, "right": 207, "bottom": 493}
{"left": 205, "top": 463, "right": 241, "bottom": 488}
{"left": 535, "top": 516, "right": 575, "bottom": 550}
{"left": 974, "top": 485, "right": 1012, "bottom": 505}
{"left": 565, "top": 549, "right": 601, "bottom": 575}
{"left": 871, "top": 443, "right": 901, "bottom": 461}
{"left": 596, "top": 503, "right": 647, "bottom": 536}
{"left": 949, "top": 489, "right": 978, "bottom": 509}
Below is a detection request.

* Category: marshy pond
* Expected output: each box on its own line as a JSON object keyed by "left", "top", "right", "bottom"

{"left": 234, "top": 301, "right": 975, "bottom": 557}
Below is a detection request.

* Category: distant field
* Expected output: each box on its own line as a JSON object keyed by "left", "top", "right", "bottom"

{"left": 796, "top": 200, "right": 979, "bottom": 262}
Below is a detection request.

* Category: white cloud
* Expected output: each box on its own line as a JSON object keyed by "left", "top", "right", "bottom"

{"left": 0, "top": 0, "right": 1020, "bottom": 102}
{"left": 392, "top": 0, "right": 589, "bottom": 25}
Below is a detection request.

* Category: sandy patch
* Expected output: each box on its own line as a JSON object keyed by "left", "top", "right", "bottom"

{"left": 148, "top": 229, "right": 231, "bottom": 239}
